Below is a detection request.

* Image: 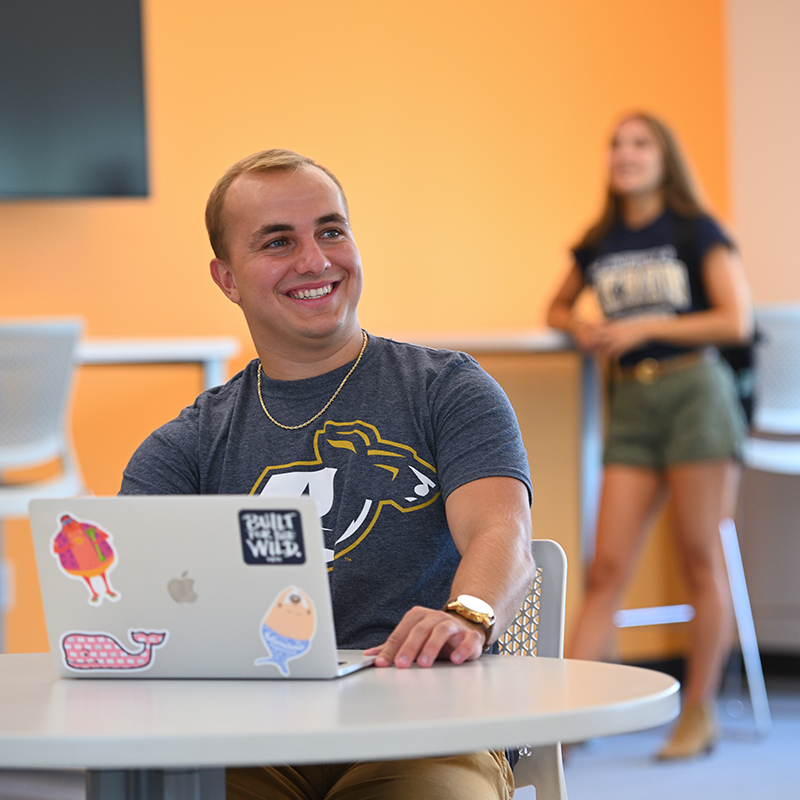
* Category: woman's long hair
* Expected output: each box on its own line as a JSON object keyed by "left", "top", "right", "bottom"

{"left": 575, "top": 113, "right": 707, "bottom": 251}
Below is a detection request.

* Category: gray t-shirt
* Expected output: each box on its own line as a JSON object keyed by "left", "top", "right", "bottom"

{"left": 121, "top": 334, "right": 532, "bottom": 649}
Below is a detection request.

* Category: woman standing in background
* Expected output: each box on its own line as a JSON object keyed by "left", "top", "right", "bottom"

{"left": 547, "top": 112, "right": 753, "bottom": 759}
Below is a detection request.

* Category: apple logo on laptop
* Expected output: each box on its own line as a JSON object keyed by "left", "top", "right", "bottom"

{"left": 167, "top": 571, "right": 198, "bottom": 604}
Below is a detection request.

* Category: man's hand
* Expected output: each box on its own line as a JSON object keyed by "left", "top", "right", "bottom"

{"left": 364, "top": 605, "right": 486, "bottom": 668}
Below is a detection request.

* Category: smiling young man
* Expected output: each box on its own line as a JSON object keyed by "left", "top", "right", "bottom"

{"left": 207, "top": 155, "right": 364, "bottom": 379}
{"left": 121, "top": 149, "right": 534, "bottom": 799}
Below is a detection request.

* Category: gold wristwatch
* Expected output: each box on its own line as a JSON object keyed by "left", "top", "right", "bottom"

{"left": 444, "top": 594, "right": 496, "bottom": 651}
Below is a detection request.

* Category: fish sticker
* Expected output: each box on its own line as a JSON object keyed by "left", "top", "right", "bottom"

{"left": 61, "top": 630, "right": 168, "bottom": 672}
{"left": 255, "top": 586, "right": 316, "bottom": 675}
{"left": 51, "top": 514, "right": 120, "bottom": 604}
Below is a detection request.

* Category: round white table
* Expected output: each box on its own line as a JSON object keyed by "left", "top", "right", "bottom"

{"left": 0, "top": 652, "right": 679, "bottom": 799}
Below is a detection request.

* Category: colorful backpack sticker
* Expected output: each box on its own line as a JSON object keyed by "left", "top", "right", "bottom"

{"left": 61, "top": 630, "right": 168, "bottom": 672}
{"left": 255, "top": 586, "right": 316, "bottom": 675}
{"left": 51, "top": 513, "right": 120, "bottom": 605}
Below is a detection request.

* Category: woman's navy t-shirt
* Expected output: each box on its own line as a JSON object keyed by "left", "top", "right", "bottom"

{"left": 573, "top": 210, "right": 732, "bottom": 365}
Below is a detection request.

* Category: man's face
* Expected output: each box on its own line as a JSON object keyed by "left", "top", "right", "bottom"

{"left": 211, "top": 166, "right": 363, "bottom": 358}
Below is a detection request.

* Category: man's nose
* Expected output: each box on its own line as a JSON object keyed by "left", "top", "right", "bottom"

{"left": 296, "top": 240, "right": 331, "bottom": 273}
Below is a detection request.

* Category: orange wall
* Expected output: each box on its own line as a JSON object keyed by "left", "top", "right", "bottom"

{"left": 1, "top": 0, "right": 730, "bottom": 652}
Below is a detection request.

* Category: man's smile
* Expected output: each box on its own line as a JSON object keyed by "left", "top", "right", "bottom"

{"left": 287, "top": 283, "right": 336, "bottom": 300}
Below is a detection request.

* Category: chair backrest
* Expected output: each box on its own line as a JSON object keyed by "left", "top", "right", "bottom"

{"left": 752, "top": 304, "right": 800, "bottom": 434}
{"left": 498, "top": 539, "right": 567, "bottom": 659}
{"left": 500, "top": 540, "right": 569, "bottom": 799}
{"left": 0, "top": 319, "right": 84, "bottom": 471}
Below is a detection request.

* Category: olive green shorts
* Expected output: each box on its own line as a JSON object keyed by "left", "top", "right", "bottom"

{"left": 604, "top": 359, "right": 746, "bottom": 469}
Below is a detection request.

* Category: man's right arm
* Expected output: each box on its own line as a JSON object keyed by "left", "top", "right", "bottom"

{"left": 366, "top": 475, "right": 533, "bottom": 668}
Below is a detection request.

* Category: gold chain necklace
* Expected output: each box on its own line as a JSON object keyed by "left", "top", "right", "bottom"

{"left": 257, "top": 330, "right": 369, "bottom": 430}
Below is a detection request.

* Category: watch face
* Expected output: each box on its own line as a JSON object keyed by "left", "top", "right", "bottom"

{"left": 458, "top": 594, "right": 494, "bottom": 616}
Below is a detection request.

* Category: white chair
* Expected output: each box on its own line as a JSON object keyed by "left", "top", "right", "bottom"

{"left": 498, "top": 539, "right": 568, "bottom": 800}
{"left": 717, "top": 304, "right": 800, "bottom": 734}
{"left": 0, "top": 318, "right": 86, "bottom": 652}
{"left": 743, "top": 303, "right": 800, "bottom": 469}
{"left": 727, "top": 302, "right": 800, "bottom": 733}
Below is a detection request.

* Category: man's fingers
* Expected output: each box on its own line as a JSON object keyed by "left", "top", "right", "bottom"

{"left": 366, "top": 607, "right": 428, "bottom": 667}
{"left": 368, "top": 607, "right": 485, "bottom": 668}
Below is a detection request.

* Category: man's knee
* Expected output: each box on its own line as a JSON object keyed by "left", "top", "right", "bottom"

{"left": 328, "top": 752, "right": 513, "bottom": 800}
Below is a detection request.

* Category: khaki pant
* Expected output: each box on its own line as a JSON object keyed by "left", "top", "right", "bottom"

{"left": 227, "top": 751, "right": 513, "bottom": 800}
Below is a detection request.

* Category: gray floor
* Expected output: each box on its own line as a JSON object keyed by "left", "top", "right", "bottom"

{"left": 0, "top": 770, "right": 85, "bottom": 800}
{"left": 518, "top": 673, "right": 800, "bottom": 799}
{"left": 1, "top": 676, "right": 798, "bottom": 800}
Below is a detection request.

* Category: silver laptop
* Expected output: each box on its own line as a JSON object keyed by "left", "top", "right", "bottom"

{"left": 29, "top": 495, "right": 374, "bottom": 679}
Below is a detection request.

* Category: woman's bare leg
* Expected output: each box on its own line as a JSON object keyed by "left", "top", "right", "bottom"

{"left": 657, "top": 458, "right": 740, "bottom": 759}
{"left": 665, "top": 459, "right": 740, "bottom": 705}
{"left": 567, "top": 465, "right": 666, "bottom": 662}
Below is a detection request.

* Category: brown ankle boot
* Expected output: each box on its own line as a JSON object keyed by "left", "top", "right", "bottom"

{"left": 657, "top": 702, "right": 717, "bottom": 760}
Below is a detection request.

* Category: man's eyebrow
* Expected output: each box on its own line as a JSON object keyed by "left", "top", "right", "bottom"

{"left": 316, "top": 213, "right": 349, "bottom": 226}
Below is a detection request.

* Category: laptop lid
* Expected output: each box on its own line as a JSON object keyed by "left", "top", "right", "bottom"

{"left": 29, "top": 495, "right": 373, "bottom": 679}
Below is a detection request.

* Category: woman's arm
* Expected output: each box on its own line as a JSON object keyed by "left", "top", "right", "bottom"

{"left": 546, "top": 262, "right": 603, "bottom": 352}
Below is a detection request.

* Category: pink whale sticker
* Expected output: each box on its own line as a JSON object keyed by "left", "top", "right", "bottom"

{"left": 61, "top": 630, "right": 168, "bottom": 672}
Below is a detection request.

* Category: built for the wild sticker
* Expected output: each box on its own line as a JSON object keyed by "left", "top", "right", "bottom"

{"left": 239, "top": 509, "right": 306, "bottom": 565}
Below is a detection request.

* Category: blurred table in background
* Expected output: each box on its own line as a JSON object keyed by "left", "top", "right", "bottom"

{"left": 76, "top": 337, "right": 241, "bottom": 391}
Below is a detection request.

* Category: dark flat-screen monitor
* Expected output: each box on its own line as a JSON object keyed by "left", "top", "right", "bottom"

{"left": 0, "top": 0, "right": 148, "bottom": 198}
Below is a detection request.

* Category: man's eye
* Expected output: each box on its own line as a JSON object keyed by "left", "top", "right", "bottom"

{"left": 320, "top": 229, "right": 342, "bottom": 239}
{"left": 265, "top": 237, "right": 288, "bottom": 249}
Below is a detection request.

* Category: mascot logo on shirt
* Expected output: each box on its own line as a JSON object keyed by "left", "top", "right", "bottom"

{"left": 249, "top": 420, "right": 439, "bottom": 564}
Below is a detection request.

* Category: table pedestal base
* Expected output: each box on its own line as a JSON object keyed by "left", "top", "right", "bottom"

{"left": 87, "top": 768, "right": 225, "bottom": 800}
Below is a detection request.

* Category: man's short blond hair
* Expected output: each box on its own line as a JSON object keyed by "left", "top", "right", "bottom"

{"left": 205, "top": 149, "right": 349, "bottom": 261}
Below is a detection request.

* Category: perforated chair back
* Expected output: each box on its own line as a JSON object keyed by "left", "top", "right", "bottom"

{"left": 501, "top": 539, "right": 568, "bottom": 800}
{"left": 0, "top": 319, "right": 83, "bottom": 470}
{"left": 751, "top": 304, "right": 800, "bottom": 434}
{"left": 498, "top": 539, "right": 566, "bottom": 659}
{"left": 0, "top": 318, "right": 85, "bottom": 511}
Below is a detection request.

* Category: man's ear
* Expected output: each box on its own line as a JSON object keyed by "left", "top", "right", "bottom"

{"left": 210, "top": 258, "right": 241, "bottom": 304}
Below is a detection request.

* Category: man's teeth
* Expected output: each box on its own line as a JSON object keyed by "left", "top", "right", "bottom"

{"left": 290, "top": 284, "right": 333, "bottom": 299}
